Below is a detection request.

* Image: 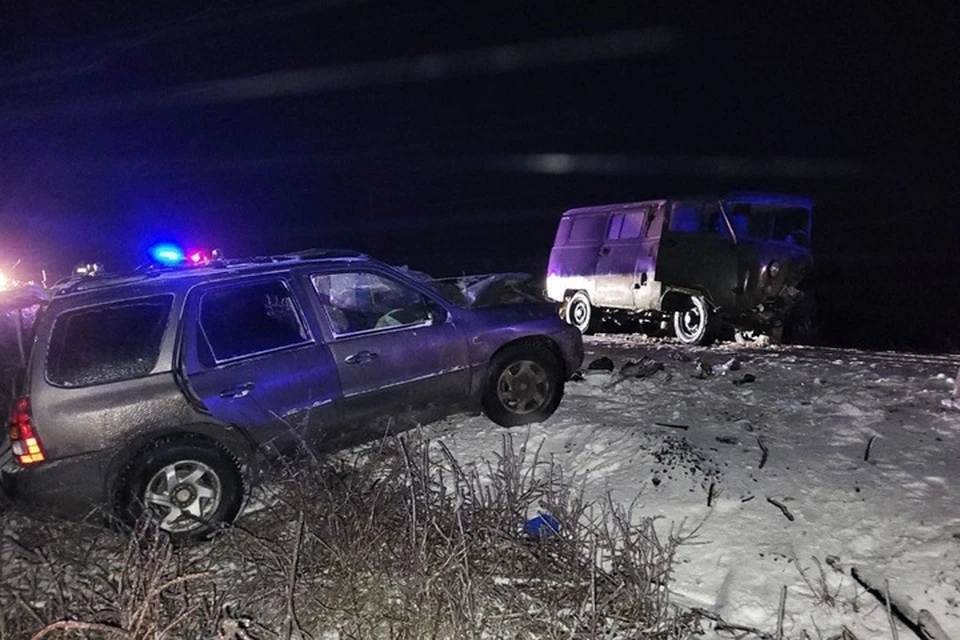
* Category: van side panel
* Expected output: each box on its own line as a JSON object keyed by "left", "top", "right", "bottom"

{"left": 593, "top": 205, "right": 653, "bottom": 309}
{"left": 545, "top": 212, "right": 608, "bottom": 302}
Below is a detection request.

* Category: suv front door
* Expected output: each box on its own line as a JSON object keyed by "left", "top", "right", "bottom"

{"left": 307, "top": 269, "right": 471, "bottom": 433}
{"left": 655, "top": 200, "right": 739, "bottom": 310}
{"left": 181, "top": 277, "right": 342, "bottom": 453}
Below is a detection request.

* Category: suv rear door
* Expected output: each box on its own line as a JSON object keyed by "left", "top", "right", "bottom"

{"left": 181, "top": 276, "right": 342, "bottom": 452}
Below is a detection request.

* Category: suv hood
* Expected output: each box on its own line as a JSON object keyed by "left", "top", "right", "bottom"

{"left": 439, "top": 273, "right": 546, "bottom": 308}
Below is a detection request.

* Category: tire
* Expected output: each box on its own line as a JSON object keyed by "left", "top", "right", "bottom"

{"left": 672, "top": 295, "right": 718, "bottom": 346}
{"left": 564, "top": 291, "right": 597, "bottom": 334}
{"left": 482, "top": 342, "right": 565, "bottom": 427}
{"left": 119, "top": 436, "right": 244, "bottom": 541}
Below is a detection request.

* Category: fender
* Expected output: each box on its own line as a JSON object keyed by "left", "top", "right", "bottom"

{"left": 103, "top": 421, "right": 263, "bottom": 513}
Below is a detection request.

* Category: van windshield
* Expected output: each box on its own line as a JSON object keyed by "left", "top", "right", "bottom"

{"left": 723, "top": 202, "right": 811, "bottom": 246}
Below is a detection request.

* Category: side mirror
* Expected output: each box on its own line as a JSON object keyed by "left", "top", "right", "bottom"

{"left": 787, "top": 229, "right": 809, "bottom": 246}
{"left": 429, "top": 300, "right": 449, "bottom": 324}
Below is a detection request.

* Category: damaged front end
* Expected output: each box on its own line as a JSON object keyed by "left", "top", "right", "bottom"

{"left": 736, "top": 255, "right": 816, "bottom": 340}
{"left": 401, "top": 268, "right": 549, "bottom": 309}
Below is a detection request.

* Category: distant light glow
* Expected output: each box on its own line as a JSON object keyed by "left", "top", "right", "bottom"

{"left": 0, "top": 270, "right": 8, "bottom": 291}
{"left": 187, "top": 250, "right": 209, "bottom": 265}
{"left": 150, "top": 243, "right": 185, "bottom": 266}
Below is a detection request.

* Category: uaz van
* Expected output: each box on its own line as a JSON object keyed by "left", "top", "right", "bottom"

{"left": 545, "top": 193, "right": 814, "bottom": 345}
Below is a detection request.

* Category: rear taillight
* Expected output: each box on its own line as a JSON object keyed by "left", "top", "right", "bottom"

{"left": 9, "top": 397, "right": 45, "bottom": 465}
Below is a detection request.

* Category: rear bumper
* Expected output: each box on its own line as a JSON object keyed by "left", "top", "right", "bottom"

{"left": 1, "top": 448, "right": 112, "bottom": 519}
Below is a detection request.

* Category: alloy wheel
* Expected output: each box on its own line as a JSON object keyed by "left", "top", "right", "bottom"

{"left": 144, "top": 460, "right": 222, "bottom": 533}
{"left": 497, "top": 360, "right": 551, "bottom": 415}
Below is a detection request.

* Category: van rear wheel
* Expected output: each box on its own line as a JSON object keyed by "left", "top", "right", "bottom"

{"left": 673, "top": 295, "right": 718, "bottom": 346}
{"left": 564, "top": 291, "right": 598, "bottom": 334}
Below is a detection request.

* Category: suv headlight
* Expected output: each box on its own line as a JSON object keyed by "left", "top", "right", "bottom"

{"left": 767, "top": 260, "right": 781, "bottom": 279}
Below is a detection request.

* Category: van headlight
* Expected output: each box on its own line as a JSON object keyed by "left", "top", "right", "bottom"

{"left": 767, "top": 261, "right": 781, "bottom": 279}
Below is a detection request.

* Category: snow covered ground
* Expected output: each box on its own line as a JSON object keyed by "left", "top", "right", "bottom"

{"left": 420, "top": 335, "right": 960, "bottom": 640}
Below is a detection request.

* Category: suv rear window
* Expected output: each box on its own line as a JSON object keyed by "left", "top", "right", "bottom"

{"left": 199, "top": 280, "right": 310, "bottom": 364}
{"left": 47, "top": 296, "right": 172, "bottom": 387}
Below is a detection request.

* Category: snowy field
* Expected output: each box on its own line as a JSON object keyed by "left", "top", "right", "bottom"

{"left": 420, "top": 335, "right": 960, "bottom": 640}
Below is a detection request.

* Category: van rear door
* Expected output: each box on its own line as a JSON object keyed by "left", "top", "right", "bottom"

{"left": 594, "top": 206, "right": 650, "bottom": 309}
{"left": 546, "top": 212, "right": 607, "bottom": 301}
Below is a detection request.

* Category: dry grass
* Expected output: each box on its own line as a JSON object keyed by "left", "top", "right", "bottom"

{"left": 1, "top": 432, "right": 701, "bottom": 639}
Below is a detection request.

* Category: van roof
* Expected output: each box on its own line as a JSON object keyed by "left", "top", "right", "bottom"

{"left": 561, "top": 192, "right": 813, "bottom": 217}
{"left": 561, "top": 200, "right": 665, "bottom": 217}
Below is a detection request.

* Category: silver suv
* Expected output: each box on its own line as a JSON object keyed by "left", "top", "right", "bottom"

{"left": 3, "top": 250, "right": 582, "bottom": 539}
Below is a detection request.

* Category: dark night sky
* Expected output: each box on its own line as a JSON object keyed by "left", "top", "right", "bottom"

{"left": 1, "top": 1, "right": 958, "bottom": 348}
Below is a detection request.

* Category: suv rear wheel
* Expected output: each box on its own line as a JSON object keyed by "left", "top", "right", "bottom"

{"left": 120, "top": 436, "right": 243, "bottom": 541}
{"left": 482, "top": 342, "right": 564, "bottom": 427}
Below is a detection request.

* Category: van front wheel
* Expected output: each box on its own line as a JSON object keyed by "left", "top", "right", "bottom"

{"left": 564, "top": 291, "right": 597, "bottom": 334}
{"left": 673, "top": 295, "right": 718, "bottom": 346}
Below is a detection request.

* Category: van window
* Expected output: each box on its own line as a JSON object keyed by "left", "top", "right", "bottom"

{"left": 47, "top": 296, "right": 172, "bottom": 387}
{"left": 725, "top": 203, "right": 810, "bottom": 245}
{"left": 553, "top": 219, "right": 572, "bottom": 245}
{"left": 606, "top": 214, "right": 624, "bottom": 240}
{"left": 704, "top": 202, "right": 734, "bottom": 239}
{"left": 568, "top": 215, "right": 606, "bottom": 242}
{"left": 669, "top": 202, "right": 703, "bottom": 233}
{"left": 669, "top": 201, "right": 731, "bottom": 238}
{"left": 645, "top": 204, "right": 664, "bottom": 238}
{"left": 199, "top": 280, "right": 310, "bottom": 364}
{"left": 607, "top": 211, "right": 646, "bottom": 241}
{"left": 620, "top": 211, "right": 646, "bottom": 239}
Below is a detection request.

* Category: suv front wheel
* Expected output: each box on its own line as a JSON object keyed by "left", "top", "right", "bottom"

{"left": 119, "top": 436, "right": 244, "bottom": 541}
{"left": 482, "top": 343, "right": 564, "bottom": 427}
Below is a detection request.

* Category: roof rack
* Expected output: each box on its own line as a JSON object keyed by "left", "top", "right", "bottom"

{"left": 281, "top": 248, "right": 368, "bottom": 260}
{"left": 50, "top": 248, "right": 369, "bottom": 297}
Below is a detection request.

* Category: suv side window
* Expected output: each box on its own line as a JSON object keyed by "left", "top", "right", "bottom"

{"left": 312, "top": 272, "right": 430, "bottom": 336}
{"left": 47, "top": 295, "right": 172, "bottom": 387}
{"left": 199, "top": 280, "right": 310, "bottom": 364}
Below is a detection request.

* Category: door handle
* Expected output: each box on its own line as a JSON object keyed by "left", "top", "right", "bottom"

{"left": 218, "top": 382, "right": 255, "bottom": 399}
{"left": 599, "top": 246, "right": 611, "bottom": 255}
{"left": 344, "top": 350, "right": 379, "bottom": 365}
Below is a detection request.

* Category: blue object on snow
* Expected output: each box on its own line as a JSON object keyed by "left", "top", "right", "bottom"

{"left": 524, "top": 513, "right": 560, "bottom": 538}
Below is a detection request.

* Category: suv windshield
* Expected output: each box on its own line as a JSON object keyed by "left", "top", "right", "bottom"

{"left": 723, "top": 203, "right": 811, "bottom": 246}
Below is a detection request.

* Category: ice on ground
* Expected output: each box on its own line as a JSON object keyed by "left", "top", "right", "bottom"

{"left": 424, "top": 336, "right": 960, "bottom": 640}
